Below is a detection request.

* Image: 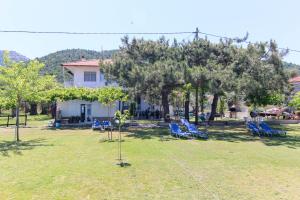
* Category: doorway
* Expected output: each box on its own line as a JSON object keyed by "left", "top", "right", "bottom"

{"left": 80, "top": 104, "right": 86, "bottom": 122}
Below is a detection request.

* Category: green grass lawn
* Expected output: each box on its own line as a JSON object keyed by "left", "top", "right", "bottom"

{"left": 0, "top": 114, "right": 52, "bottom": 127}
{"left": 1, "top": 123, "right": 300, "bottom": 199}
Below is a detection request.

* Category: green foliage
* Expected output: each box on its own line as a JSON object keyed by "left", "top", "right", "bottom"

{"left": 217, "top": 96, "right": 226, "bottom": 115}
{"left": 267, "top": 92, "right": 285, "bottom": 105}
{"left": 102, "top": 36, "right": 289, "bottom": 121}
{"left": 235, "top": 41, "right": 289, "bottom": 107}
{"left": 97, "top": 87, "right": 128, "bottom": 106}
{"left": 0, "top": 55, "right": 57, "bottom": 141}
{"left": 283, "top": 61, "right": 300, "bottom": 76}
{"left": 0, "top": 56, "right": 57, "bottom": 108}
{"left": 104, "top": 37, "right": 185, "bottom": 119}
{"left": 47, "top": 87, "right": 127, "bottom": 104}
{"left": 47, "top": 87, "right": 99, "bottom": 102}
{"left": 115, "top": 110, "right": 130, "bottom": 127}
{"left": 289, "top": 92, "right": 300, "bottom": 110}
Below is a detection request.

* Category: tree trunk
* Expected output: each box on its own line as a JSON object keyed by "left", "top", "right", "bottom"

{"left": 15, "top": 105, "right": 20, "bottom": 142}
{"left": 40, "top": 103, "right": 49, "bottom": 115}
{"left": 195, "top": 87, "right": 199, "bottom": 125}
{"left": 11, "top": 108, "right": 16, "bottom": 117}
{"left": 51, "top": 102, "right": 57, "bottom": 119}
{"left": 209, "top": 94, "right": 219, "bottom": 121}
{"left": 200, "top": 88, "right": 205, "bottom": 113}
{"left": 30, "top": 103, "right": 38, "bottom": 115}
{"left": 184, "top": 91, "right": 190, "bottom": 121}
{"left": 24, "top": 102, "right": 30, "bottom": 113}
{"left": 161, "top": 89, "right": 170, "bottom": 122}
{"left": 118, "top": 125, "right": 122, "bottom": 162}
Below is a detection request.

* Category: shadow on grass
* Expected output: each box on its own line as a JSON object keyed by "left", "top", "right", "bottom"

{"left": 261, "top": 135, "right": 300, "bottom": 149}
{"left": 125, "top": 125, "right": 300, "bottom": 148}
{"left": 0, "top": 138, "right": 53, "bottom": 157}
{"left": 208, "top": 125, "right": 300, "bottom": 148}
{"left": 116, "top": 162, "right": 132, "bottom": 168}
{"left": 99, "top": 138, "right": 126, "bottom": 143}
{"left": 125, "top": 128, "right": 178, "bottom": 141}
{"left": 43, "top": 127, "right": 92, "bottom": 131}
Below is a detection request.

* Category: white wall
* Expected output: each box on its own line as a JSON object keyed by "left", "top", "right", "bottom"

{"left": 64, "top": 66, "right": 106, "bottom": 88}
{"left": 64, "top": 66, "right": 119, "bottom": 88}
{"left": 57, "top": 100, "right": 119, "bottom": 118}
{"left": 61, "top": 65, "right": 158, "bottom": 117}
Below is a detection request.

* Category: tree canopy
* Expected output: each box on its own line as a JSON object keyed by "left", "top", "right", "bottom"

{"left": 102, "top": 36, "right": 290, "bottom": 122}
{"left": 47, "top": 87, "right": 127, "bottom": 103}
{"left": 235, "top": 41, "right": 289, "bottom": 107}
{"left": 103, "top": 37, "right": 185, "bottom": 121}
{"left": 0, "top": 52, "right": 57, "bottom": 141}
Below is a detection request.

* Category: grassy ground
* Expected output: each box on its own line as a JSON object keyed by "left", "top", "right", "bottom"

{"left": 1, "top": 122, "right": 300, "bottom": 199}
{"left": 0, "top": 114, "right": 52, "bottom": 127}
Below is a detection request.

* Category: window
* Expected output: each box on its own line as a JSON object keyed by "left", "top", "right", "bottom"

{"left": 87, "top": 104, "right": 92, "bottom": 115}
{"left": 84, "top": 72, "right": 96, "bottom": 82}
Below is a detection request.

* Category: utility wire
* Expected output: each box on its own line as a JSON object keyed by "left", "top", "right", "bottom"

{"left": 0, "top": 28, "right": 300, "bottom": 53}
{"left": 196, "top": 30, "right": 300, "bottom": 53}
{"left": 0, "top": 29, "right": 192, "bottom": 35}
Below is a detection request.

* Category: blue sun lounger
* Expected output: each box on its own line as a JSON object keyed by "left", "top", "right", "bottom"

{"left": 181, "top": 119, "right": 208, "bottom": 139}
{"left": 180, "top": 119, "right": 189, "bottom": 127}
{"left": 259, "top": 122, "right": 286, "bottom": 136}
{"left": 246, "top": 121, "right": 261, "bottom": 136}
{"left": 169, "top": 123, "right": 190, "bottom": 138}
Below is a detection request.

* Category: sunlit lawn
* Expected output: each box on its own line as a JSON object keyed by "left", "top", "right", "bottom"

{"left": 1, "top": 120, "right": 300, "bottom": 199}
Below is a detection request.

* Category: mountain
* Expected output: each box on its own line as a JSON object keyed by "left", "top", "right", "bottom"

{"left": 37, "top": 49, "right": 118, "bottom": 82}
{"left": 0, "top": 50, "right": 29, "bottom": 65}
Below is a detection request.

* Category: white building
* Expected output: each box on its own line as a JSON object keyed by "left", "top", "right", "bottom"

{"left": 57, "top": 59, "right": 155, "bottom": 123}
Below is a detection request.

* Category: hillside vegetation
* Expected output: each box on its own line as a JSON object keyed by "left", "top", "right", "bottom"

{"left": 37, "top": 49, "right": 117, "bottom": 82}
{"left": 283, "top": 61, "right": 300, "bottom": 76}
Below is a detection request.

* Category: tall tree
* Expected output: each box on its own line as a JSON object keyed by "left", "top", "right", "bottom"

{"left": 234, "top": 41, "right": 289, "bottom": 108}
{"left": 103, "top": 37, "right": 185, "bottom": 121}
{"left": 188, "top": 67, "right": 209, "bottom": 124}
{"left": 184, "top": 39, "right": 212, "bottom": 123}
{"left": 0, "top": 54, "right": 56, "bottom": 141}
{"left": 207, "top": 41, "right": 239, "bottom": 120}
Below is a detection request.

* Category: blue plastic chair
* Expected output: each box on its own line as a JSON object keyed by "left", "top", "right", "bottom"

{"left": 92, "top": 119, "right": 103, "bottom": 130}
{"left": 102, "top": 121, "right": 112, "bottom": 129}
{"left": 169, "top": 123, "right": 190, "bottom": 138}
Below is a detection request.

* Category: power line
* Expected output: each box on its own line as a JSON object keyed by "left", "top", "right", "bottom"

{"left": 0, "top": 29, "right": 192, "bottom": 35}
{"left": 1, "top": 28, "right": 300, "bottom": 53}
{"left": 196, "top": 29, "right": 300, "bottom": 53}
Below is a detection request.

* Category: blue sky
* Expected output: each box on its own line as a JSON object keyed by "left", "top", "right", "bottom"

{"left": 1, "top": 0, "right": 300, "bottom": 63}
